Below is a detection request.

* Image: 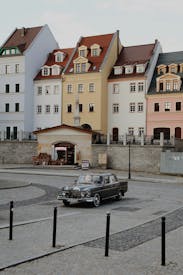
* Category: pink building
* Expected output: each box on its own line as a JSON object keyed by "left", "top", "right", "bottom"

{"left": 147, "top": 52, "right": 183, "bottom": 140}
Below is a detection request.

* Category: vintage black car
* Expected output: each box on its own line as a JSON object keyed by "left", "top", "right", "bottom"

{"left": 57, "top": 173, "right": 128, "bottom": 207}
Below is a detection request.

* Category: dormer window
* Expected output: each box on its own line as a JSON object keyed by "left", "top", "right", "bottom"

{"left": 0, "top": 47, "right": 20, "bottom": 56}
{"left": 90, "top": 44, "right": 101, "bottom": 57}
{"left": 125, "top": 65, "right": 133, "bottom": 74}
{"left": 136, "top": 64, "right": 145, "bottom": 73}
{"left": 168, "top": 63, "right": 178, "bottom": 74}
{"left": 157, "top": 65, "right": 167, "bottom": 75}
{"left": 114, "top": 66, "right": 122, "bottom": 75}
{"left": 73, "top": 56, "right": 90, "bottom": 73}
{"left": 51, "top": 65, "right": 61, "bottom": 75}
{"left": 78, "top": 45, "right": 88, "bottom": 57}
{"left": 55, "top": 52, "right": 65, "bottom": 62}
{"left": 179, "top": 63, "right": 183, "bottom": 73}
{"left": 42, "top": 66, "right": 50, "bottom": 76}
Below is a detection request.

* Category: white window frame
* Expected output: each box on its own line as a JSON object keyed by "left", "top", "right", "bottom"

{"left": 129, "top": 102, "right": 135, "bottom": 113}
{"left": 128, "top": 127, "right": 134, "bottom": 135}
{"left": 113, "top": 103, "right": 119, "bottom": 113}
{"left": 89, "top": 83, "right": 95, "bottom": 92}
{"left": 89, "top": 103, "right": 94, "bottom": 112}
{"left": 138, "top": 82, "right": 144, "bottom": 92}
{"left": 138, "top": 102, "right": 143, "bottom": 112}
{"left": 54, "top": 104, "right": 59, "bottom": 113}
{"left": 164, "top": 102, "right": 171, "bottom": 111}
{"left": 113, "top": 83, "right": 119, "bottom": 94}
{"left": 37, "top": 105, "right": 42, "bottom": 114}
{"left": 130, "top": 83, "right": 136, "bottom": 92}
{"left": 78, "top": 84, "right": 84, "bottom": 93}
{"left": 45, "top": 105, "right": 51, "bottom": 113}
{"left": 67, "top": 84, "right": 72, "bottom": 93}
{"left": 37, "top": 86, "right": 42, "bottom": 95}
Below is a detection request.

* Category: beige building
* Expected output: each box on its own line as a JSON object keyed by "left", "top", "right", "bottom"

{"left": 62, "top": 31, "right": 122, "bottom": 134}
{"left": 33, "top": 124, "right": 93, "bottom": 165}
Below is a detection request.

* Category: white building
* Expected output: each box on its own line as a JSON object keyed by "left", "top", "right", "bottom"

{"left": 34, "top": 48, "right": 74, "bottom": 130}
{"left": 0, "top": 25, "right": 58, "bottom": 140}
{"left": 108, "top": 40, "right": 162, "bottom": 142}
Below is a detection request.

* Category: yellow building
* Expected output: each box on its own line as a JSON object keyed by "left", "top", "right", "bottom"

{"left": 62, "top": 31, "right": 122, "bottom": 134}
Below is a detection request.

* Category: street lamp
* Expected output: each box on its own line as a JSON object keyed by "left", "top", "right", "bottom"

{"left": 128, "top": 140, "right": 131, "bottom": 179}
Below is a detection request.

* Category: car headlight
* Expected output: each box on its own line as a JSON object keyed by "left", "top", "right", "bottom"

{"left": 62, "top": 192, "right": 66, "bottom": 196}
{"left": 81, "top": 191, "right": 85, "bottom": 198}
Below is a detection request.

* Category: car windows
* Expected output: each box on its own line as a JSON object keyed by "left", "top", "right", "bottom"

{"left": 104, "top": 176, "right": 110, "bottom": 184}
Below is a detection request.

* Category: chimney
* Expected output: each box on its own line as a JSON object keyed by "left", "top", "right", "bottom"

{"left": 21, "top": 27, "right": 26, "bottom": 37}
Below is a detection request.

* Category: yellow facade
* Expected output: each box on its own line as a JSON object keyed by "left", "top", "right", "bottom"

{"left": 62, "top": 32, "right": 122, "bottom": 134}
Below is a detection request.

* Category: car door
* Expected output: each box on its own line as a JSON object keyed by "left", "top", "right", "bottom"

{"left": 102, "top": 175, "right": 114, "bottom": 198}
{"left": 109, "top": 174, "right": 119, "bottom": 196}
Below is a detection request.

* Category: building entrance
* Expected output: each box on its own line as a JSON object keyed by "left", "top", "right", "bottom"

{"left": 55, "top": 142, "right": 75, "bottom": 165}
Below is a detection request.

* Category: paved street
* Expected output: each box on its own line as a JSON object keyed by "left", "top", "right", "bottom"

{"left": 0, "top": 166, "right": 183, "bottom": 274}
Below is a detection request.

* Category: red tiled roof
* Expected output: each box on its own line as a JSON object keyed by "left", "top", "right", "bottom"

{"left": 34, "top": 48, "right": 74, "bottom": 80}
{"left": 2, "top": 26, "right": 43, "bottom": 53}
{"left": 65, "top": 33, "right": 114, "bottom": 73}
{"left": 33, "top": 124, "right": 93, "bottom": 135}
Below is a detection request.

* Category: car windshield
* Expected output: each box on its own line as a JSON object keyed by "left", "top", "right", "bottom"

{"left": 77, "top": 175, "right": 102, "bottom": 185}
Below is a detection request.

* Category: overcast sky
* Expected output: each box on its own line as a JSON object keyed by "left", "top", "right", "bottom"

{"left": 1, "top": 0, "right": 183, "bottom": 52}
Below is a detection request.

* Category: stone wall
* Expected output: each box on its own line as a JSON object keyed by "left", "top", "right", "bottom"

{"left": 92, "top": 144, "right": 163, "bottom": 173}
{"left": 0, "top": 141, "right": 163, "bottom": 173}
{"left": 0, "top": 141, "right": 37, "bottom": 164}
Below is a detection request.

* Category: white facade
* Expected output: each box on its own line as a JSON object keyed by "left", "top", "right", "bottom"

{"left": 108, "top": 41, "right": 162, "bottom": 138}
{"left": 34, "top": 79, "right": 62, "bottom": 130}
{"left": 0, "top": 25, "right": 58, "bottom": 139}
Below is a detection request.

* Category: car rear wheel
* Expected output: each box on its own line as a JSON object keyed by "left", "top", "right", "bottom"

{"left": 116, "top": 191, "right": 123, "bottom": 200}
{"left": 93, "top": 193, "right": 101, "bottom": 207}
{"left": 63, "top": 200, "right": 70, "bottom": 206}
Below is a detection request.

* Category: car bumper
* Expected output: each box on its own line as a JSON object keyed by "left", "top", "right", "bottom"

{"left": 57, "top": 195, "right": 94, "bottom": 203}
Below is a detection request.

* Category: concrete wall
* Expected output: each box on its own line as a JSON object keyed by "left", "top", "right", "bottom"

{"left": 92, "top": 144, "right": 162, "bottom": 173}
{"left": 0, "top": 141, "right": 37, "bottom": 164}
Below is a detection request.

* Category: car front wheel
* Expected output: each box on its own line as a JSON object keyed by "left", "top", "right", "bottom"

{"left": 63, "top": 200, "right": 70, "bottom": 206}
{"left": 93, "top": 193, "right": 101, "bottom": 207}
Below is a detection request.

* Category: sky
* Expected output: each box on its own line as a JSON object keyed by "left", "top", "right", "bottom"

{"left": 1, "top": 0, "right": 183, "bottom": 53}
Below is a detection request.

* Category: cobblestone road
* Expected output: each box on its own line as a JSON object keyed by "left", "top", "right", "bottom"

{"left": 85, "top": 206, "right": 183, "bottom": 251}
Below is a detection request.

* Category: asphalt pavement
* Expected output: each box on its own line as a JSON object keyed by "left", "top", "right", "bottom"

{"left": 0, "top": 164, "right": 183, "bottom": 274}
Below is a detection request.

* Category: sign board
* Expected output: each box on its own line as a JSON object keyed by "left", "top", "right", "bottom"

{"left": 98, "top": 153, "right": 107, "bottom": 165}
{"left": 81, "top": 160, "right": 90, "bottom": 170}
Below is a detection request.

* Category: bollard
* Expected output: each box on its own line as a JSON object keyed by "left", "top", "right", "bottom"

{"left": 9, "top": 201, "right": 14, "bottom": 240}
{"left": 105, "top": 212, "right": 111, "bottom": 257}
{"left": 161, "top": 216, "right": 166, "bottom": 266}
{"left": 52, "top": 207, "right": 57, "bottom": 247}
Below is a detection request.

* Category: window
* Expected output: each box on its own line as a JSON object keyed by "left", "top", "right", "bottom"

{"left": 37, "top": 86, "right": 42, "bottom": 95}
{"left": 67, "top": 104, "right": 72, "bottom": 113}
{"left": 15, "top": 84, "right": 19, "bottom": 93}
{"left": 130, "top": 83, "right": 136, "bottom": 92}
{"left": 52, "top": 66, "right": 60, "bottom": 75}
{"left": 173, "top": 81, "right": 178, "bottom": 91}
{"left": 138, "top": 82, "right": 144, "bottom": 92}
{"left": 125, "top": 66, "right": 133, "bottom": 74}
{"left": 164, "top": 102, "right": 171, "bottom": 111}
{"left": 76, "top": 63, "right": 80, "bottom": 73}
{"left": 45, "top": 105, "right": 51, "bottom": 113}
{"left": 81, "top": 63, "right": 86, "bottom": 72}
{"left": 113, "top": 103, "right": 119, "bottom": 113}
{"left": 129, "top": 103, "right": 135, "bottom": 112}
{"left": 15, "top": 103, "right": 19, "bottom": 112}
{"left": 37, "top": 105, "right": 42, "bottom": 114}
{"left": 166, "top": 81, "right": 171, "bottom": 91}
{"left": 5, "top": 84, "right": 9, "bottom": 93}
{"left": 5, "top": 65, "right": 10, "bottom": 74}
{"left": 5, "top": 103, "right": 9, "bottom": 112}
{"left": 138, "top": 127, "right": 144, "bottom": 136}
{"left": 138, "top": 102, "right": 143, "bottom": 112}
{"left": 54, "top": 105, "right": 59, "bottom": 113}
{"left": 176, "top": 102, "right": 181, "bottom": 111}
{"left": 79, "top": 104, "right": 83, "bottom": 112}
{"left": 89, "top": 103, "right": 94, "bottom": 112}
{"left": 45, "top": 86, "right": 50, "bottom": 95}
{"left": 128, "top": 127, "right": 134, "bottom": 135}
{"left": 55, "top": 52, "right": 65, "bottom": 62}
{"left": 79, "top": 50, "right": 85, "bottom": 57}
{"left": 136, "top": 65, "right": 145, "bottom": 73}
{"left": 42, "top": 67, "right": 50, "bottom": 76}
{"left": 78, "top": 84, "right": 83, "bottom": 93}
{"left": 53, "top": 85, "right": 59, "bottom": 94}
{"left": 159, "top": 82, "right": 163, "bottom": 91}
{"left": 89, "top": 83, "right": 95, "bottom": 92}
{"left": 154, "top": 103, "right": 159, "bottom": 112}
{"left": 67, "top": 84, "right": 72, "bottom": 93}
{"left": 114, "top": 66, "right": 122, "bottom": 75}
{"left": 113, "top": 84, "right": 119, "bottom": 94}
{"left": 15, "top": 64, "right": 19, "bottom": 73}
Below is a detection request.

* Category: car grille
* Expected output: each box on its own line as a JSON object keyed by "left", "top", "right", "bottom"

{"left": 70, "top": 190, "right": 81, "bottom": 198}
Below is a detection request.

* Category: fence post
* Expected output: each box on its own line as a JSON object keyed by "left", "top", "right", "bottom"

{"left": 52, "top": 207, "right": 57, "bottom": 247}
{"left": 161, "top": 216, "right": 166, "bottom": 266}
{"left": 105, "top": 212, "right": 111, "bottom": 257}
{"left": 9, "top": 201, "right": 14, "bottom": 240}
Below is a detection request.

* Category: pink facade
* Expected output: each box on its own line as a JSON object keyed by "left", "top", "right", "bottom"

{"left": 146, "top": 94, "right": 183, "bottom": 138}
